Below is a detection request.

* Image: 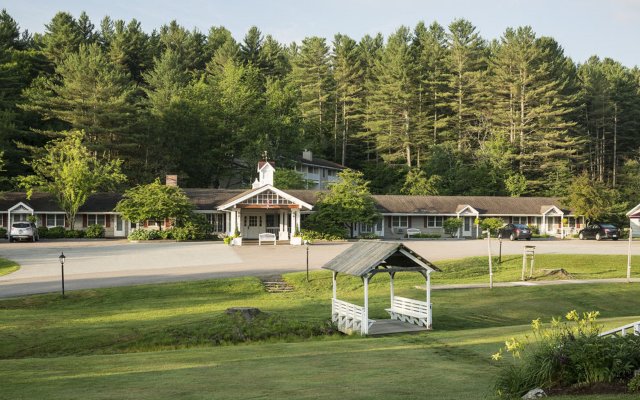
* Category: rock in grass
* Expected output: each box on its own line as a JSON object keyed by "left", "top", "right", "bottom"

{"left": 522, "top": 388, "right": 546, "bottom": 399}
{"left": 225, "top": 307, "right": 262, "bottom": 322}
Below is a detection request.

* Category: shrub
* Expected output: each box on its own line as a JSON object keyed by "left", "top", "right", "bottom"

{"left": 127, "top": 229, "right": 160, "bottom": 240}
{"left": 408, "top": 233, "right": 441, "bottom": 239}
{"left": 37, "top": 226, "right": 48, "bottom": 238}
{"left": 629, "top": 374, "right": 640, "bottom": 393}
{"left": 358, "top": 233, "right": 381, "bottom": 239}
{"left": 301, "top": 229, "right": 344, "bottom": 241}
{"left": 443, "top": 218, "right": 463, "bottom": 237}
{"left": 85, "top": 224, "right": 105, "bottom": 238}
{"left": 0, "top": 227, "right": 6, "bottom": 239}
{"left": 493, "top": 310, "right": 640, "bottom": 398}
{"left": 47, "top": 226, "right": 66, "bottom": 238}
{"left": 65, "top": 229, "right": 85, "bottom": 238}
{"left": 158, "top": 229, "right": 174, "bottom": 240}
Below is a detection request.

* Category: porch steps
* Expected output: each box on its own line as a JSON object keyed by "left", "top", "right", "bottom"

{"left": 260, "top": 275, "right": 294, "bottom": 293}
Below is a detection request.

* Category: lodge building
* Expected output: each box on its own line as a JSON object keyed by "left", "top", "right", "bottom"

{"left": 0, "top": 161, "right": 585, "bottom": 242}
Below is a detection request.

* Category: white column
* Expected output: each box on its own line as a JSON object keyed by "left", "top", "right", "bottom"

{"left": 426, "top": 270, "right": 432, "bottom": 329}
{"left": 390, "top": 273, "right": 395, "bottom": 305}
{"left": 560, "top": 215, "right": 564, "bottom": 239}
{"left": 332, "top": 271, "right": 337, "bottom": 300}
{"left": 363, "top": 277, "right": 369, "bottom": 335}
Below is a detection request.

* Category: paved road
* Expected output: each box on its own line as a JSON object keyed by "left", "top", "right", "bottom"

{"left": 0, "top": 238, "right": 637, "bottom": 298}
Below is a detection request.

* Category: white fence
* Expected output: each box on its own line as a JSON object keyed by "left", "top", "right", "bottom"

{"left": 599, "top": 321, "right": 640, "bottom": 337}
{"left": 332, "top": 299, "right": 372, "bottom": 335}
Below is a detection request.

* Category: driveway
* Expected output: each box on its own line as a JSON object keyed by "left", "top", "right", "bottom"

{"left": 0, "top": 238, "right": 637, "bottom": 298}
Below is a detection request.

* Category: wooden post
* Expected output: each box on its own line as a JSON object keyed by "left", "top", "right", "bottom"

{"left": 363, "top": 276, "right": 369, "bottom": 335}
{"left": 389, "top": 272, "right": 395, "bottom": 305}
{"left": 332, "top": 271, "right": 337, "bottom": 300}
{"left": 522, "top": 248, "right": 526, "bottom": 281}
{"left": 628, "top": 229, "right": 633, "bottom": 282}
{"left": 486, "top": 230, "right": 493, "bottom": 289}
{"left": 426, "top": 270, "right": 432, "bottom": 329}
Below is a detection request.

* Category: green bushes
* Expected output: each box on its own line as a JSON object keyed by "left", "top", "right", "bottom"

{"left": 407, "top": 233, "right": 441, "bottom": 239}
{"left": 64, "top": 229, "right": 85, "bottom": 238}
{"left": 301, "top": 229, "right": 345, "bottom": 241}
{"left": 46, "top": 226, "right": 66, "bottom": 238}
{"left": 127, "top": 229, "right": 160, "bottom": 241}
{"left": 0, "top": 227, "right": 6, "bottom": 239}
{"left": 85, "top": 224, "right": 105, "bottom": 238}
{"left": 493, "top": 310, "right": 640, "bottom": 398}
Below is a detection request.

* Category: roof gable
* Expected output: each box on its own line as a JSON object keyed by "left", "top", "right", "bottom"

{"left": 322, "top": 241, "right": 440, "bottom": 277}
{"left": 8, "top": 202, "right": 33, "bottom": 213}
{"left": 217, "top": 185, "right": 313, "bottom": 210}
{"left": 627, "top": 203, "right": 640, "bottom": 217}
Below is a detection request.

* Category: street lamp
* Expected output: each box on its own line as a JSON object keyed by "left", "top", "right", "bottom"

{"left": 304, "top": 240, "right": 309, "bottom": 282}
{"left": 59, "top": 252, "right": 66, "bottom": 298}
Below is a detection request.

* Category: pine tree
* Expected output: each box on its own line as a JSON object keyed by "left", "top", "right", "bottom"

{"left": 332, "top": 33, "right": 364, "bottom": 166}
{"left": 41, "top": 12, "right": 83, "bottom": 65}
{"left": 364, "top": 26, "right": 417, "bottom": 166}
{"left": 446, "top": 19, "right": 486, "bottom": 150}
{"left": 291, "top": 36, "right": 332, "bottom": 154}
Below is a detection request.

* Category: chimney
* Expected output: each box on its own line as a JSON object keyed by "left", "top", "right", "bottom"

{"left": 166, "top": 175, "right": 178, "bottom": 187}
{"left": 303, "top": 150, "right": 312, "bottom": 161}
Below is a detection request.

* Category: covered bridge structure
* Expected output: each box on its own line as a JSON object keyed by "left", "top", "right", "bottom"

{"left": 322, "top": 241, "right": 440, "bottom": 335}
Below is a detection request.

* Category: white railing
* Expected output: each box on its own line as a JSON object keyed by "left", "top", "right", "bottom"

{"left": 599, "top": 321, "right": 640, "bottom": 337}
{"left": 332, "top": 299, "right": 372, "bottom": 335}
{"left": 265, "top": 227, "right": 279, "bottom": 235}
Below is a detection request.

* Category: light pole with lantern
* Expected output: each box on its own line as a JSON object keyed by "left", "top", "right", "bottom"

{"left": 304, "top": 240, "right": 309, "bottom": 281}
{"left": 59, "top": 252, "right": 66, "bottom": 298}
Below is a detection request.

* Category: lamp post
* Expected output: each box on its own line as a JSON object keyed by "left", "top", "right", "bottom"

{"left": 59, "top": 252, "right": 66, "bottom": 298}
{"left": 304, "top": 240, "right": 309, "bottom": 282}
{"left": 484, "top": 230, "right": 493, "bottom": 289}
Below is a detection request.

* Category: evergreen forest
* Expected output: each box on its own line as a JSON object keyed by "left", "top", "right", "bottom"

{"left": 1, "top": 9, "right": 640, "bottom": 202}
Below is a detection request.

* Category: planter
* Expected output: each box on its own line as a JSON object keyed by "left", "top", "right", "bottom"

{"left": 290, "top": 236, "right": 302, "bottom": 246}
{"left": 231, "top": 237, "right": 243, "bottom": 246}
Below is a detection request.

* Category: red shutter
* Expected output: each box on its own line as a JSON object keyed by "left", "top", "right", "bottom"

{"left": 2, "top": 213, "right": 6, "bottom": 227}
{"left": 65, "top": 216, "right": 69, "bottom": 228}
{"left": 388, "top": 217, "right": 391, "bottom": 228}
{"left": 408, "top": 216, "right": 412, "bottom": 228}
{"left": 165, "top": 218, "right": 171, "bottom": 228}
{"left": 41, "top": 214, "right": 47, "bottom": 226}
{"left": 144, "top": 220, "right": 148, "bottom": 228}
{"left": 105, "top": 215, "right": 111, "bottom": 228}
{"left": 82, "top": 215, "right": 88, "bottom": 228}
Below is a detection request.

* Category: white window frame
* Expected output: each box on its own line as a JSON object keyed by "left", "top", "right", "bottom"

{"left": 426, "top": 216, "right": 444, "bottom": 228}
{"left": 512, "top": 216, "right": 528, "bottom": 225}
{"left": 391, "top": 216, "right": 408, "bottom": 228}
{"left": 87, "top": 214, "right": 106, "bottom": 226}
{"left": 46, "top": 214, "right": 65, "bottom": 227}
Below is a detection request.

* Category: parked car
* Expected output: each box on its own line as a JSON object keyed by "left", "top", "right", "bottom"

{"left": 497, "top": 223, "right": 532, "bottom": 241}
{"left": 578, "top": 223, "right": 619, "bottom": 241}
{"left": 9, "top": 222, "right": 39, "bottom": 242}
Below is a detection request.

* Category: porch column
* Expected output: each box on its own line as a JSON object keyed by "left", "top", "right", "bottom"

{"left": 426, "top": 270, "right": 432, "bottom": 329}
{"left": 541, "top": 215, "right": 546, "bottom": 234}
{"left": 332, "top": 271, "right": 337, "bottom": 300}
{"left": 389, "top": 272, "right": 395, "bottom": 305}
{"left": 560, "top": 215, "right": 564, "bottom": 239}
{"left": 362, "top": 276, "right": 369, "bottom": 335}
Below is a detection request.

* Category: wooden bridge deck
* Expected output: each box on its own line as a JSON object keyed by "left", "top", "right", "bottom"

{"left": 367, "top": 319, "right": 429, "bottom": 336}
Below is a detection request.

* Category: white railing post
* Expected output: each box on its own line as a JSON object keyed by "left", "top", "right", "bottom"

{"left": 426, "top": 270, "right": 432, "bottom": 329}
{"left": 363, "top": 277, "right": 369, "bottom": 335}
{"left": 390, "top": 272, "right": 395, "bottom": 305}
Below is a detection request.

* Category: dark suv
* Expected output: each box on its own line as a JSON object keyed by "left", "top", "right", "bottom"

{"left": 497, "top": 223, "right": 532, "bottom": 241}
{"left": 578, "top": 223, "right": 619, "bottom": 241}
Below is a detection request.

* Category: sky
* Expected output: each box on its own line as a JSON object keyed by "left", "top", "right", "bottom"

{"left": 4, "top": 0, "right": 640, "bottom": 67}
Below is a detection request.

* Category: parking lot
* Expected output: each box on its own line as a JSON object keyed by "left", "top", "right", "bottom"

{"left": 0, "top": 238, "right": 637, "bottom": 298}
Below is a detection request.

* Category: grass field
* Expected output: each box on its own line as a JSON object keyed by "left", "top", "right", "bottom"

{"left": 0, "top": 257, "right": 19, "bottom": 276}
{"left": 2, "top": 255, "right": 640, "bottom": 399}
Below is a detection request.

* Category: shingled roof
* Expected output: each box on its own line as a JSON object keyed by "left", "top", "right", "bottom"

{"left": 371, "top": 195, "right": 574, "bottom": 215}
{"left": 322, "top": 241, "right": 440, "bottom": 277}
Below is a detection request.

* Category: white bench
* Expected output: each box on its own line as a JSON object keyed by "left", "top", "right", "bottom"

{"left": 258, "top": 232, "right": 276, "bottom": 246}
{"left": 385, "top": 296, "right": 430, "bottom": 327}
{"left": 406, "top": 228, "right": 422, "bottom": 238}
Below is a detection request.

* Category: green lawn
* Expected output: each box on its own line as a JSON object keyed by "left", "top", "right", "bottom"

{"left": 434, "top": 254, "right": 640, "bottom": 284}
{"left": 2, "top": 255, "right": 640, "bottom": 398}
{"left": 0, "top": 257, "right": 19, "bottom": 276}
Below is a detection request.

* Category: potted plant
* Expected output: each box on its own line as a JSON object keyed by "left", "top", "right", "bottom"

{"left": 231, "top": 227, "right": 242, "bottom": 246}
{"left": 290, "top": 228, "right": 302, "bottom": 246}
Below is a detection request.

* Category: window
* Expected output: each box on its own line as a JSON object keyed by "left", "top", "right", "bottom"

{"left": 46, "top": 214, "right": 64, "bottom": 227}
{"left": 391, "top": 216, "right": 408, "bottom": 228}
{"left": 249, "top": 216, "right": 258, "bottom": 227}
{"left": 205, "top": 213, "right": 226, "bottom": 232}
{"left": 12, "top": 213, "right": 28, "bottom": 222}
{"left": 87, "top": 214, "right": 106, "bottom": 226}
{"left": 425, "top": 216, "right": 443, "bottom": 228}
{"left": 512, "top": 216, "right": 528, "bottom": 225}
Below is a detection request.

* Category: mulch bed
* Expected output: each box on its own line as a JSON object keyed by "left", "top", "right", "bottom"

{"left": 547, "top": 382, "right": 628, "bottom": 396}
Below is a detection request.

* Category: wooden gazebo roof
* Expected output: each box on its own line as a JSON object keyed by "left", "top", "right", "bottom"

{"left": 322, "top": 241, "right": 440, "bottom": 277}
